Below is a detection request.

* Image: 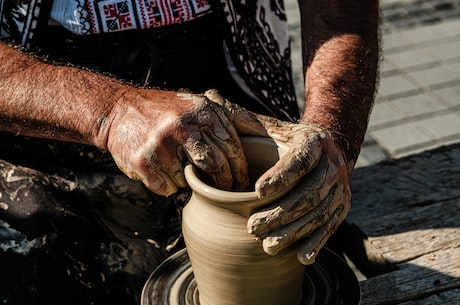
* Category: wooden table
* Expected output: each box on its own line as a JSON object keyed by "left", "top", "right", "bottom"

{"left": 345, "top": 143, "right": 460, "bottom": 304}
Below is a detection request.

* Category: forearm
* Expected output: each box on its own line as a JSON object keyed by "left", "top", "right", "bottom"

{"left": 298, "top": 0, "right": 380, "bottom": 163}
{"left": 0, "top": 42, "right": 128, "bottom": 149}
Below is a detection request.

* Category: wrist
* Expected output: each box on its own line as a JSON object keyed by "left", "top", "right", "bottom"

{"left": 298, "top": 116, "right": 361, "bottom": 170}
{"left": 90, "top": 86, "right": 132, "bottom": 151}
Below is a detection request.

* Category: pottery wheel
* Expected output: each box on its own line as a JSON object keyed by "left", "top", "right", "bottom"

{"left": 141, "top": 248, "right": 360, "bottom": 305}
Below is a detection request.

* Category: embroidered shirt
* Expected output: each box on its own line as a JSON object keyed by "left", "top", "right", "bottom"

{"left": 50, "top": 0, "right": 213, "bottom": 35}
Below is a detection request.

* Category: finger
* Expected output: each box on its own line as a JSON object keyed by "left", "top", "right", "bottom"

{"left": 170, "top": 146, "right": 188, "bottom": 187}
{"left": 255, "top": 134, "right": 324, "bottom": 198}
{"left": 154, "top": 144, "right": 188, "bottom": 187}
{"left": 184, "top": 136, "right": 233, "bottom": 190}
{"left": 199, "top": 101, "right": 250, "bottom": 190}
{"left": 248, "top": 155, "right": 334, "bottom": 235}
{"left": 111, "top": 151, "right": 180, "bottom": 197}
{"left": 182, "top": 97, "right": 235, "bottom": 190}
{"left": 296, "top": 205, "right": 348, "bottom": 265}
{"left": 204, "top": 89, "right": 268, "bottom": 137}
{"left": 228, "top": 107, "right": 268, "bottom": 137}
{"left": 141, "top": 166, "right": 180, "bottom": 197}
{"left": 260, "top": 184, "right": 340, "bottom": 256}
{"left": 203, "top": 130, "right": 250, "bottom": 190}
{"left": 202, "top": 104, "right": 250, "bottom": 190}
{"left": 121, "top": 161, "right": 179, "bottom": 197}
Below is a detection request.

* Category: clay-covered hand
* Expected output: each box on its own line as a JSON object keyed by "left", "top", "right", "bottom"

{"left": 204, "top": 91, "right": 353, "bottom": 265}
{"left": 247, "top": 117, "right": 352, "bottom": 265}
{"left": 105, "top": 89, "right": 256, "bottom": 196}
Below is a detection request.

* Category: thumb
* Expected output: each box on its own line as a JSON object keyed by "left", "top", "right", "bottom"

{"left": 255, "top": 136, "right": 324, "bottom": 198}
{"left": 203, "top": 89, "right": 268, "bottom": 137}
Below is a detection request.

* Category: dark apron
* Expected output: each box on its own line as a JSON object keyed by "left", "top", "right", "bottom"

{"left": 0, "top": 13, "right": 261, "bottom": 305}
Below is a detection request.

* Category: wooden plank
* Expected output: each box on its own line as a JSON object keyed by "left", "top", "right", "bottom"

{"left": 347, "top": 198, "right": 460, "bottom": 262}
{"left": 359, "top": 247, "right": 460, "bottom": 305}
{"left": 349, "top": 144, "right": 460, "bottom": 223}
{"left": 369, "top": 228, "right": 460, "bottom": 263}
{"left": 341, "top": 198, "right": 459, "bottom": 276}
{"left": 351, "top": 198, "right": 460, "bottom": 237}
{"left": 397, "top": 288, "right": 460, "bottom": 305}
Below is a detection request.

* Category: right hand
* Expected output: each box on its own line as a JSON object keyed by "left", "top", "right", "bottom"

{"left": 204, "top": 92, "right": 352, "bottom": 265}
{"left": 104, "top": 89, "right": 262, "bottom": 196}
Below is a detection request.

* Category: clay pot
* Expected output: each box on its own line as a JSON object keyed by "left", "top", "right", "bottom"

{"left": 182, "top": 136, "right": 305, "bottom": 305}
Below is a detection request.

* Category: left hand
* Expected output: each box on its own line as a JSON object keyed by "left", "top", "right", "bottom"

{"left": 205, "top": 90, "right": 352, "bottom": 265}
{"left": 247, "top": 118, "right": 352, "bottom": 265}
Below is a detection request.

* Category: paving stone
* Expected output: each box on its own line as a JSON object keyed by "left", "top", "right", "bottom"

{"left": 383, "top": 21, "right": 460, "bottom": 55}
{"left": 354, "top": 156, "right": 369, "bottom": 168}
{"left": 355, "top": 144, "right": 389, "bottom": 168}
{"left": 362, "top": 133, "right": 378, "bottom": 146}
{"left": 442, "top": 17, "right": 460, "bottom": 32}
{"left": 285, "top": 5, "right": 300, "bottom": 25}
{"left": 389, "top": 93, "right": 447, "bottom": 117}
{"left": 380, "top": 58, "right": 398, "bottom": 75}
{"left": 418, "top": 112, "right": 460, "bottom": 138}
{"left": 382, "top": 31, "right": 418, "bottom": 51}
{"left": 409, "top": 61, "right": 460, "bottom": 87}
{"left": 408, "top": 19, "right": 460, "bottom": 43}
{"left": 427, "top": 40, "right": 460, "bottom": 60}
{"left": 433, "top": 84, "right": 460, "bottom": 106}
{"left": 385, "top": 47, "right": 439, "bottom": 70}
{"left": 378, "top": 74, "right": 420, "bottom": 97}
{"left": 368, "top": 102, "right": 405, "bottom": 129}
{"left": 393, "top": 142, "right": 448, "bottom": 158}
{"left": 370, "top": 122, "right": 434, "bottom": 157}
{"left": 380, "top": 0, "right": 460, "bottom": 33}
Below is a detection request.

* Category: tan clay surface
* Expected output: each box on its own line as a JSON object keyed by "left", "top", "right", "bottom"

{"left": 182, "top": 137, "right": 305, "bottom": 305}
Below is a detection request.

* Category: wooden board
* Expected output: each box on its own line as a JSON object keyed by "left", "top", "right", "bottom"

{"left": 355, "top": 198, "right": 460, "bottom": 262}
{"left": 397, "top": 288, "right": 460, "bottom": 305}
{"left": 352, "top": 198, "right": 460, "bottom": 237}
{"left": 359, "top": 248, "right": 460, "bottom": 305}
{"left": 349, "top": 144, "right": 460, "bottom": 223}
{"left": 345, "top": 143, "right": 460, "bottom": 304}
{"left": 368, "top": 227, "right": 460, "bottom": 263}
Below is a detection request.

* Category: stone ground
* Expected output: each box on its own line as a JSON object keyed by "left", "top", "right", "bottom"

{"left": 284, "top": 0, "right": 460, "bottom": 167}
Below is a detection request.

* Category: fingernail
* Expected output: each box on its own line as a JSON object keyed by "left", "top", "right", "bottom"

{"left": 299, "top": 251, "right": 316, "bottom": 265}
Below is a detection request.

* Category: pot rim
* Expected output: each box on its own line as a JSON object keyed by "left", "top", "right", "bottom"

{"left": 183, "top": 136, "right": 294, "bottom": 206}
{"left": 184, "top": 163, "right": 262, "bottom": 203}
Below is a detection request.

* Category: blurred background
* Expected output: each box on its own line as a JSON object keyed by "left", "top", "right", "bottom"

{"left": 285, "top": 0, "right": 460, "bottom": 167}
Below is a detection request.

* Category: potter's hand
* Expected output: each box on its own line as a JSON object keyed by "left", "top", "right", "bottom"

{"left": 106, "top": 89, "right": 251, "bottom": 196}
{"left": 204, "top": 92, "right": 352, "bottom": 264}
{"left": 246, "top": 118, "right": 352, "bottom": 265}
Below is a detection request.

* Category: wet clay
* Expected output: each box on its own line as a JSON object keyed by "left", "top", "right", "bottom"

{"left": 182, "top": 137, "right": 305, "bottom": 305}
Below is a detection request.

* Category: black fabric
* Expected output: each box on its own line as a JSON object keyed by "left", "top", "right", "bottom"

{"left": 33, "top": 14, "right": 274, "bottom": 117}
{"left": 0, "top": 2, "right": 301, "bottom": 304}
{"left": 0, "top": 133, "right": 186, "bottom": 305}
{"left": 0, "top": 0, "right": 52, "bottom": 49}
{"left": 0, "top": 12, "right": 273, "bottom": 305}
{"left": 0, "top": 12, "right": 274, "bottom": 305}
{"left": 213, "top": 0, "right": 300, "bottom": 121}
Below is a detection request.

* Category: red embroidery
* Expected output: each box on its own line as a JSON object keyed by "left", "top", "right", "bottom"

{"left": 195, "top": 0, "right": 208, "bottom": 9}
{"left": 102, "top": 2, "right": 133, "bottom": 30}
{"left": 86, "top": 0, "right": 211, "bottom": 34}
